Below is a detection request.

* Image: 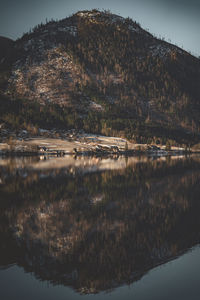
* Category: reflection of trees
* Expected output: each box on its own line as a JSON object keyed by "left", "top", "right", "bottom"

{"left": 0, "top": 157, "right": 200, "bottom": 293}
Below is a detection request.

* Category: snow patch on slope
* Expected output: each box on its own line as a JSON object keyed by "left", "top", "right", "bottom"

{"left": 77, "top": 10, "right": 125, "bottom": 25}
{"left": 89, "top": 101, "right": 104, "bottom": 112}
{"left": 149, "top": 43, "right": 184, "bottom": 58}
{"left": 149, "top": 44, "right": 171, "bottom": 58}
{"left": 7, "top": 47, "right": 81, "bottom": 106}
{"left": 57, "top": 26, "right": 77, "bottom": 36}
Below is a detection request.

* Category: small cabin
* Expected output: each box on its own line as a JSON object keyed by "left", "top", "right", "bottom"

{"left": 38, "top": 146, "right": 47, "bottom": 152}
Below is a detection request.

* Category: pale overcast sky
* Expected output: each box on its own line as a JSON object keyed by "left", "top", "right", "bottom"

{"left": 0, "top": 0, "right": 199, "bottom": 56}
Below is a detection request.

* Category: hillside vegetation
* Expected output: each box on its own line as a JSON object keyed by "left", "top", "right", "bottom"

{"left": 0, "top": 10, "right": 200, "bottom": 145}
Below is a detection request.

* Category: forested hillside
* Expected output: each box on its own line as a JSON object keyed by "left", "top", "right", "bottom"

{"left": 0, "top": 10, "right": 200, "bottom": 145}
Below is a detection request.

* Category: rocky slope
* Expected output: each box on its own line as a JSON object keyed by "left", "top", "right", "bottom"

{"left": 0, "top": 9, "right": 200, "bottom": 144}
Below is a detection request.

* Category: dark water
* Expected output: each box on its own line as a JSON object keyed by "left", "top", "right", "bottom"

{"left": 0, "top": 155, "right": 200, "bottom": 299}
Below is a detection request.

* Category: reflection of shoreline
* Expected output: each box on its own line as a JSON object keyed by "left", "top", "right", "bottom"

{"left": 0, "top": 154, "right": 199, "bottom": 173}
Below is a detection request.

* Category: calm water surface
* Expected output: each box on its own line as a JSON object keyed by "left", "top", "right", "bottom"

{"left": 0, "top": 155, "right": 200, "bottom": 299}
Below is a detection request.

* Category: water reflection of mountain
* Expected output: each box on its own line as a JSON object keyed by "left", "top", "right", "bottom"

{"left": 0, "top": 156, "right": 200, "bottom": 294}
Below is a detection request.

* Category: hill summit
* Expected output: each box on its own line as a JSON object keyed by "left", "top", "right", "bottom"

{"left": 0, "top": 9, "right": 200, "bottom": 145}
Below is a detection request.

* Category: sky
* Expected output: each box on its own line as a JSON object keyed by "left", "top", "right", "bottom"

{"left": 0, "top": 0, "right": 199, "bottom": 57}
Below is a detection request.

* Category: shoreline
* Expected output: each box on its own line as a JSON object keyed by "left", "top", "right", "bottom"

{"left": 0, "top": 148, "right": 195, "bottom": 158}
{"left": 0, "top": 131, "right": 198, "bottom": 158}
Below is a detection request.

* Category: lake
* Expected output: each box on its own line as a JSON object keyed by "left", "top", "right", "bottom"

{"left": 0, "top": 154, "right": 200, "bottom": 300}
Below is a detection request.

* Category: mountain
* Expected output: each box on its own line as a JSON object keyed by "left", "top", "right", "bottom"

{"left": 0, "top": 9, "right": 200, "bottom": 145}
{"left": 0, "top": 36, "right": 14, "bottom": 65}
{"left": 0, "top": 36, "right": 14, "bottom": 89}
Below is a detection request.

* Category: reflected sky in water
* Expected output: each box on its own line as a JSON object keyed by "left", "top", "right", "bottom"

{"left": 1, "top": 246, "right": 200, "bottom": 300}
